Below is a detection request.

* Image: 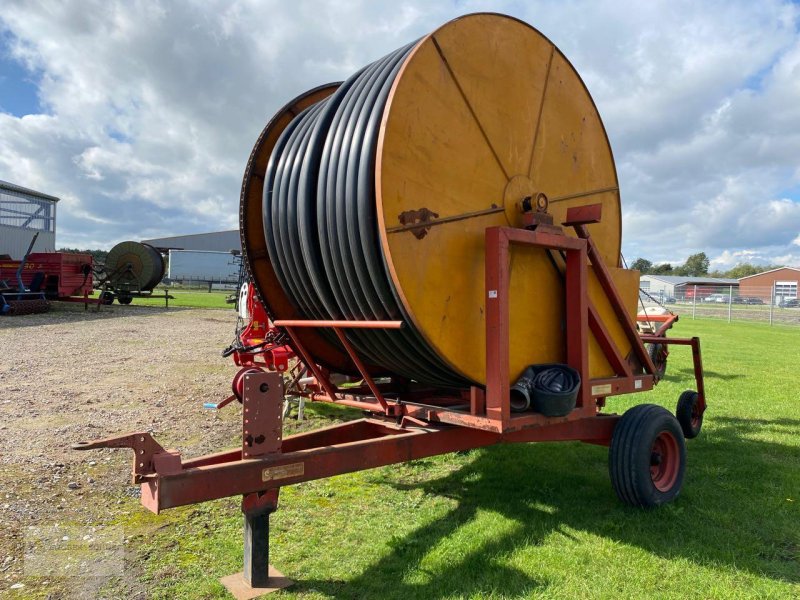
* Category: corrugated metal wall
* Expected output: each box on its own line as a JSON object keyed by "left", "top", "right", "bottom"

{"left": 167, "top": 250, "right": 240, "bottom": 283}
{"left": 0, "top": 224, "right": 55, "bottom": 258}
{"left": 0, "top": 183, "right": 58, "bottom": 259}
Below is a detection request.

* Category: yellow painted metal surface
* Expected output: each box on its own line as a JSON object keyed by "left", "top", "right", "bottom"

{"left": 376, "top": 13, "right": 629, "bottom": 384}
{"left": 587, "top": 266, "right": 641, "bottom": 378}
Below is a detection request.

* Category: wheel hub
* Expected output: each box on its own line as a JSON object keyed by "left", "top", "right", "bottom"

{"left": 649, "top": 431, "right": 680, "bottom": 492}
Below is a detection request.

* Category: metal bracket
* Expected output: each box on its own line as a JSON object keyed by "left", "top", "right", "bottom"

{"left": 242, "top": 371, "right": 284, "bottom": 458}
{"left": 563, "top": 203, "right": 602, "bottom": 226}
{"left": 72, "top": 432, "right": 178, "bottom": 484}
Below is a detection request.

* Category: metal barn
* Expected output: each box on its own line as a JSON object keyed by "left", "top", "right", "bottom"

{"left": 0, "top": 180, "right": 59, "bottom": 258}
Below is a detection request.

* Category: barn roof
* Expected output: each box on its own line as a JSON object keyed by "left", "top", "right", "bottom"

{"left": 738, "top": 267, "right": 800, "bottom": 280}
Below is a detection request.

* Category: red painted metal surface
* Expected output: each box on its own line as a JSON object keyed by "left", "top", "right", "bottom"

{"left": 273, "top": 319, "right": 403, "bottom": 329}
{"left": 572, "top": 223, "right": 658, "bottom": 376}
{"left": 242, "top": 373, "right": 283, "bottom": 459}
{"left": 589, "top": 303, "right": 633, "bottom": 377}
{"left": 74, "top": 216, "right": 706, "bottom": 514}
{"left": 331, "top": 327, "right": 390, "bottom": 412}
{"left": 72, "top": 432, "right": 166, "bottom": 484}
{"left": 0, "top": 252, "right": 93, "bottom": 299}
{"left": 77, "top": 371, "right": 627, "bottom": 513}
{"left": 563, "top": 203, "right": 602, "bottom": 226}
{"left": 640, "top": 335, "right": 706, "bottom": 414}
{"left": 231, "top": 283, "right": 295, "bottom": 373}
{"left": 650, "top": 430, "right": 680, "bottom": 492}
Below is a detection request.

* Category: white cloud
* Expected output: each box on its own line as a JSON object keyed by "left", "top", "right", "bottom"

{"left": 0, "top": 0, "right": 798, "bottom": 269}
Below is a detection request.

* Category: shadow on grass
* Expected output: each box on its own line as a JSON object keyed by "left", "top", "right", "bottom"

{"left": 664, "top": 367, "right": 744, "bottom": 382}
{"left": 297, "top": 416, "right": 799, "bottom": 598}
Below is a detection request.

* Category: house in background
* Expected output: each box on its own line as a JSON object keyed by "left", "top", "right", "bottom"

{"left": 638, "top": 275, "right": 739, "bottom": 300}
{"left": 738, "top": 267, "right": 799, "bottom": 302}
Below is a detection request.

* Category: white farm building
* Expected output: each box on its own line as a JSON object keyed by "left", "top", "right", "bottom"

{"left": 639, "top": 275, "right": 739, "bottom": 301}
{"left": 0, "top": 180, "right": 59, "bottom": 259}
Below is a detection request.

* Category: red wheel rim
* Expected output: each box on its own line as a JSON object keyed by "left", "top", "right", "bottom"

{"left": 650, "top": 431, "right": 680, "bottom": 492}
{"left": 690, "top": 402, "right": 701, "bottom": 429}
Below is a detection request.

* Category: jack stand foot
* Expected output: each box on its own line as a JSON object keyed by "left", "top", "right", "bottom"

{"left": 220, "top": 493, "right": 292, "bottom": 598}
{"left": 219, "top": 567, "right": 292, "bottom": 599}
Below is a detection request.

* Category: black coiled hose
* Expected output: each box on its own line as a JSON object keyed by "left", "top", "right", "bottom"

{"left": 263, "top": 42, "right": 467, "bottom": 387}
{"left": 510, "top": 364, "right": 580, "bottom": 415}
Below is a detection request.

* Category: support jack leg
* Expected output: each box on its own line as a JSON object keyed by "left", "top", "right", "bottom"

{"left": 220, "top": 492, "right": 292, "bottom": 599}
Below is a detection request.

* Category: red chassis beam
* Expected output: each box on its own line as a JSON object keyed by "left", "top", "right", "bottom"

{"left": 73, "top": 213, "right": 702, "bottom": 515}
{"left": 639, "top": 335, "right": 706, "bottom": 411}
{"left": 74, "top": 372, "right": 620, "bottom": 514}
{"left": 150, "top": 418, "right": 617, "bottom": 513}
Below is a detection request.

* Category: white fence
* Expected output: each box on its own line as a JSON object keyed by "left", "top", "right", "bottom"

{"left": 640, "top": 284, "right": 799, "bottom": 326}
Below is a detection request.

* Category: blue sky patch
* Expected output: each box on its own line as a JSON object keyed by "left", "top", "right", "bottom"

{"left": 0, "top": 31, "right": 41, "bottom": 117}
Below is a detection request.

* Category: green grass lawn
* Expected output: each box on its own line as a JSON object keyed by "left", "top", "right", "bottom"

{"left": 90, "top": 288, "right": 232, "bottom": 309}
{"left": 115, "top": 319, "right": 799, "bottom": 599}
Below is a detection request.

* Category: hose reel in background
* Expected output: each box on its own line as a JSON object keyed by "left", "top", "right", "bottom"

{"left": 510, "top": 364, "right": 581, "bottom": 416}
{"left": 104, "top": 241, "right": 166, "bottom": 291}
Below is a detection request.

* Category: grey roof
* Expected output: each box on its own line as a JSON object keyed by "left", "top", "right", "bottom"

{"left": 641, "top": 275, "right": 739, "bottom": 285}
{"left": 141, "top": 230, "right": 240, "bottom": 252}
{"left": 0, "top": 179, "right": 60, "bottom": 203}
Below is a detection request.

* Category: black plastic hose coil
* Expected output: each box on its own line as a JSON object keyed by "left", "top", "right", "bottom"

{"left": 263, "top": 42, "right": 467, "bottom": 387}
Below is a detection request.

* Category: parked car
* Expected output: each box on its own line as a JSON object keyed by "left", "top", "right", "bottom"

{"left": 703, "top": 293, "right": 727, "bottom": 303}
{"left": 745, "top": 297, "right": 765, "bottom": 305}
{"left": 783, "top": 298, "right": 799, "bottom": 308}
{"left": 663, "top": 296, "right": 676, "bottom": 304}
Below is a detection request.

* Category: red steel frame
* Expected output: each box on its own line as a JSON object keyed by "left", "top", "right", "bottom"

{"left": 75, "top": 206, "right": 706, "bottom": 510}
{"left": 74, "top": 205, "right": 706, "bottom": 591}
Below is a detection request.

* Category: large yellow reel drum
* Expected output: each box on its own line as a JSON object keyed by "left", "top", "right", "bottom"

{"left": 241, "top": 13, "right": 636, "bottom": 387}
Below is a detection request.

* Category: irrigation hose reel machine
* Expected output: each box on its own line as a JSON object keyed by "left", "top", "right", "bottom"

{"left": 75, "top": 13, "right": 707, "bottom": 596}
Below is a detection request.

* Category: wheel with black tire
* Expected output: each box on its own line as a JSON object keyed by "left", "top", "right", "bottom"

{"left": 100, "top": 291, "right": 114, "bottom": 305}
{"left": 609, "top": 404, "right": 686, "bottom": 508}
{"left": 647, "top": 342, "right": 667, "bottom": 379}
{"left": 117, "top": 294, "right": 133, "bottom": 305}
{"left": 676, "top": 390, "right": 703, "bottom": 439}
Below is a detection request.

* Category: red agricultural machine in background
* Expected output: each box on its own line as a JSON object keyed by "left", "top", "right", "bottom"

{"left": 0, "top": 233, "right": 94, "bottom": 315}
{"left": 0, "top": 237, "right": 175, "bottom": 314}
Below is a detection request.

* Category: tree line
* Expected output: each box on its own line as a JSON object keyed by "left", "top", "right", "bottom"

{"left": 629, "top": 252, "right": 781, "bottom": 279}
{"left": 58, "top": 247, "right": 108, "bottom": 265}
{"left": 56, "top": 246, "right": 779, "bottom": 281}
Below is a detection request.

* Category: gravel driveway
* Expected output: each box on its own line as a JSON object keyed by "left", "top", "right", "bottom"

{"left": 0, "top": 304, "right": 241, "bottom": 598}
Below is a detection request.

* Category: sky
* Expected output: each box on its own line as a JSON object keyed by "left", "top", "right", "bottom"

{"left": 1, "top": 0, "right": 799, "bottom": 269}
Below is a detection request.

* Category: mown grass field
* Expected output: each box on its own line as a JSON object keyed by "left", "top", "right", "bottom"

{"left": 89, "top": 288, "right": 232, "bottom": 309}
{"left": 113, "top": 318, "right": 799, "bottom": 599}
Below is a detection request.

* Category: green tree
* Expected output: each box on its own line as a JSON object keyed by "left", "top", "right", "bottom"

{"left": 724, "top": 263, "right": 779, "bottom": 279}
{"left": 58, "top": 247, "right": 109, "bottom": 265}
{"left": 630, "top": 258, "right": 653, "bottom": 274}
{"left": 650, "top": 263, "right": 673, "bottom": 275}
{"left": 680, "top": 252, "right": 709, "bottom": 276}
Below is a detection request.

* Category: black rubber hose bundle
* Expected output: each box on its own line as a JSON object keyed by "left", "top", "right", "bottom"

{"left": 263, "top": 42, "right": 467, "bottom": 387}
{"left": 510, "top": 364, "right": 580, "bottom": 416}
